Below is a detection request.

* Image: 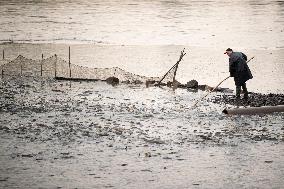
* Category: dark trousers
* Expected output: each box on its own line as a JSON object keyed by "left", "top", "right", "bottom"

{"left": 236, "top": 83, "right": 248, "bottom": 99}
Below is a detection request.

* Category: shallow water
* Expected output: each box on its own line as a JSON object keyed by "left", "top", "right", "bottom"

{"left": 0, "top": 0, "right": 284, "bottom": 49}
{"left": 0, "top": 77, "right": 283, "bottom": 188}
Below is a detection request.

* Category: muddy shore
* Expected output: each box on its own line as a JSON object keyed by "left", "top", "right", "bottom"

{"left": 0, "top": 76, "right": 283, "bottom": 188}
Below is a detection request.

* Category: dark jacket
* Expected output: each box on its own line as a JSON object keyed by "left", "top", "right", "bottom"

{"left": 229, "top": 52, "right": 253, "bottom": 86}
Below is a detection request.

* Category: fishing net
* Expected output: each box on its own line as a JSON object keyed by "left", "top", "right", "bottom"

{"left": 0, "top": 50, "right": 185, "bottom": 85}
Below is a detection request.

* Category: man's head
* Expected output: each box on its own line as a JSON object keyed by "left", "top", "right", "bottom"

{"left": 224, "top": 48, "right": 233, "bottom": 56}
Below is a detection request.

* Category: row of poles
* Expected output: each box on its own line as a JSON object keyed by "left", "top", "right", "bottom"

{"left": 1, "top": 47, "right": 72, "bottom": 78}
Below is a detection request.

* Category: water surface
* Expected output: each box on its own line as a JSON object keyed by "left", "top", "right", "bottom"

{"left": 0, "top": 0, "right": 283, "bottom": 49}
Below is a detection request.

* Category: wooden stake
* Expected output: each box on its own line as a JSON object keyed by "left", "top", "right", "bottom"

{"left": 55, "top": 54, "right": 57, "bottom": 77}
{"left": 20, "top": 63, "right": 22, "bottom": 76}
{"left": 69, "top": 46, "right": 71, "bottom": 77}
{"left": 41, "top": 54, "right": 43, "bottom": 76}
{"left": 157, "top": 48, "right": 186, "bottom": 86}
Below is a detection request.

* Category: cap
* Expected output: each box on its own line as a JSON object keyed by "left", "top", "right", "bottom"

{"left": 224, "top": 48, "right": 233, "bottom": 54}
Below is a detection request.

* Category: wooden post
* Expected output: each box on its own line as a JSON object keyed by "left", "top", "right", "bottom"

{"left": 156, "top": 49, "right": 186, "bottom": 86}
{"left": 69, "top": 46, "right": 71, "bottom": 78}
{"left": 20, "top": 63, "right": 22, "bottom": 76}
{"left": 2, "top": 50, "right": 4, "bottom": 60}
{"left": 172, "top": 63, "right": 179, "bottom": 91}
{"left": 1, "top": 69, "right": 3, "bottom": 78}
{"left": 54, "top": 54, "right": 57, "bottom": 78}
{"left": 41, "top": 54, "right": 43, "bottom": 76}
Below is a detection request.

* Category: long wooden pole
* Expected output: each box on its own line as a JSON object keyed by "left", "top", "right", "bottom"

{"left": 223, "top": 105, "right": 284, "bottom": 115}
{"left": 192, "top": 56, "right": 255, "bottom": 108}
{"left": 2, "top": 50, "right": 4, "bottom": 60}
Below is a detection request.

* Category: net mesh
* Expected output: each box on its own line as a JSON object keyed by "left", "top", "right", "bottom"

{"left": 0, "top": 52, "right": 183, "bottom": 85}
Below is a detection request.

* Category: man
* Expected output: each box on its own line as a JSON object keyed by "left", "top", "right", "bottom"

{"left": 224, "top": 48, "right": 253, "bottom": 100}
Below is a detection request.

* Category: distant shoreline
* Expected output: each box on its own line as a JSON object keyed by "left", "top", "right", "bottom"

{"left": 1, "top": 41, "right": 283, "bottom": 50}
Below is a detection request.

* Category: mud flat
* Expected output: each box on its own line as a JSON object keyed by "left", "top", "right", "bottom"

{"left": 0, "top": 76, "right": 283, "bottom": 188}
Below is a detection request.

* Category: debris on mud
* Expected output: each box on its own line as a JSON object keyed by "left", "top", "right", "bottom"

{"left": 211, "top": 92, "right": 284, "bottom": 107}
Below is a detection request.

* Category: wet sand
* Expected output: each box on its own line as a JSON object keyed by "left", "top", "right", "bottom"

{"left": 0, "top": 75, "right": 283, "bottom": 188}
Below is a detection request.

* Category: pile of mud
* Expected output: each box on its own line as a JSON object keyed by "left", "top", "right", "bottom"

{"left": 211, "top": 92, "right": 284, "bottom": 107}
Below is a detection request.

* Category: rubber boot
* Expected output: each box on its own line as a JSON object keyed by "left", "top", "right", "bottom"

{"left": 236, "top": 85, "right": 241, "bottom": 99}
{"left": 235, "top": 85, "right": 241, "bottom": 105}
{"left": 242, "top": 83, "right": 248, "bottom": 100}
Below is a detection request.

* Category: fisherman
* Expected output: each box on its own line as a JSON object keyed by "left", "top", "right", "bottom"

{"left": 224, "top": 48, "right": 253, "bottom": 100}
